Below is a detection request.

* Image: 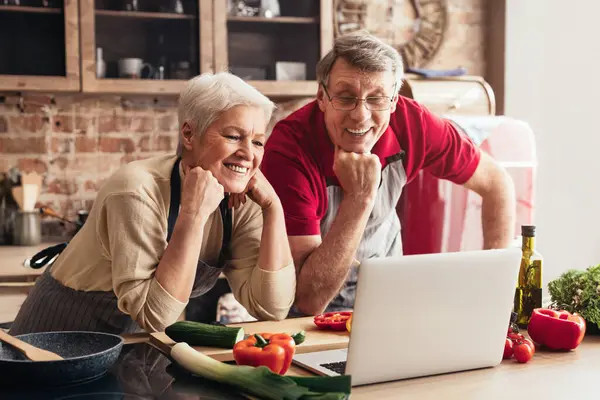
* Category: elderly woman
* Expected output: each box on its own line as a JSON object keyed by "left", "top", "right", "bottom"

{"left": 9, "top": 72, "right": 296, "bottom": 335}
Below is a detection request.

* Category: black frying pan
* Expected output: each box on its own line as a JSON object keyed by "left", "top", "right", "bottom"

{"left": 0, "top": 331, "right": 124, "bottom": 387}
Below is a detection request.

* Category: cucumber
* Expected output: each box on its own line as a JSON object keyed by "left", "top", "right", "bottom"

{"left": 165, "top": 321, "right": 245, "bottom": 348}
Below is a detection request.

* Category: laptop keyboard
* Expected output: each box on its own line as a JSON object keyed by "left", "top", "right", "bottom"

{"left": 320, "top": 361, "right": 346, "bottom": 375}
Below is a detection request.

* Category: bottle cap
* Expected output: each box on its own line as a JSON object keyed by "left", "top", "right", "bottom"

{"left": 521, "top": 225, "right": 536, "bottom": 237}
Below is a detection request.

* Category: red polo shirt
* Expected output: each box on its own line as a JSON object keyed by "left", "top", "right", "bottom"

{"left": 261, "top": 97, "right": 481, "bottom": 236}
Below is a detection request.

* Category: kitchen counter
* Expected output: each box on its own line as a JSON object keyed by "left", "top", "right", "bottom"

{"left": 0, "top": 242, "right": 59, "bottom": 281}
{"left": 2, "top": 318, "right": 600, "bottom": 399}
{"left": 0, "top": 242, "right": 60, "bottom": 324}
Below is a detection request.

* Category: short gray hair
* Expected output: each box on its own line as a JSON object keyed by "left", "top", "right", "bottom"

{"left": 316, "top": 31, "right": 404, "bottom": 94}
{"left": 177, "top": 72, "right": 276, "bottom": 155}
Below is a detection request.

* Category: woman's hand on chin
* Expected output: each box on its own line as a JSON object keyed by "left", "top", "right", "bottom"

{"left": 181, "top": 164, "right": 224, "bottom": 220}
{"left": 228, "top": 169, "right": 280, "bottom": 211}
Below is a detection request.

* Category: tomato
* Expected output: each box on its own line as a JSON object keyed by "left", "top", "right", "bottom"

{"left": 521, "top": 338, "right": 535, "bottom": 354}
{"left": 513, "top": 343, "right": 534, "bottom": 363}
{"left": 508, "top": 332, "right": 524, "bottom": 342}
{"left": 314, "top": 311, "right": 353, "bottom": 331}
{"left": 503, "top": 338, "right": 514, "bottom": 359}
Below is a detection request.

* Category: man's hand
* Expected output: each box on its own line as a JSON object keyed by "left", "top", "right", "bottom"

{"left": 229, "top": 169, "right": 280, "bottom": 211}
{"left": 180, "top": 165, "right": 224, "bottom": 219}
{"left": 333, "top": 147, "right": 382, "bottom": 205}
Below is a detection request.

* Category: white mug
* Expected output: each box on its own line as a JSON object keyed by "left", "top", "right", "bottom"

{"left": 118, "top": 58, "right": 154, "bottom": 79}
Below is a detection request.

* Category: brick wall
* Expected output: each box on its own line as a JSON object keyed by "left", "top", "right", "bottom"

{"left": 0, "top": 0, "right": 485, "bottom": 239}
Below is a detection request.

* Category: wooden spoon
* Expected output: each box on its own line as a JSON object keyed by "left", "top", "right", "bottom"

{"left": 0, "top": 330, "right": 64, "bottom": 361}
{"left": 11, "top": 186, "right": 24, "bottom": 210}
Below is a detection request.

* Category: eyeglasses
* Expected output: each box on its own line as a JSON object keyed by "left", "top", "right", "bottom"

{"left": 321, "top": 81, "right": 396, "bottom": 111}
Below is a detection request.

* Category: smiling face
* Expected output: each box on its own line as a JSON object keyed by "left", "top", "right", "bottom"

{"left": 182, "top": 105, "right": 267, "bottom": 193}
{"left": 317, "top": 57, "right": 398, "bottom": 153}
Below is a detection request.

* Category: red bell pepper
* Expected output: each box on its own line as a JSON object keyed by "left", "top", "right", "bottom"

{"left": 527, "top": 308, "right": 586, "bottom": 351}
{"left": 232, "top": 333, "right": 296, "bottom": 375}
{"left": 314, "top": 311, "right": 353, "bottom": 331}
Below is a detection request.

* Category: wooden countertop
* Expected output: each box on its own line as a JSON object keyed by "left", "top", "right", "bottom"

{"left": 315, "top": 336, "right": 600, "bottom": 399}
{"left": 0, "top": 242, "right": 57, "bottom": 281}
{"left": 143, "top": 317, "right": 600, "bottom": 399}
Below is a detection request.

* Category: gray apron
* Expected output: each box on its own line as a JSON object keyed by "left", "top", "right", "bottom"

{"left": 289, "top": 150, "right": 407, "bottom": 317}
{"left": 322, "top": 151, "right": 407, "bottom": 312}
{"left": 9, "top": 158, "right": 232, "bottom": 335}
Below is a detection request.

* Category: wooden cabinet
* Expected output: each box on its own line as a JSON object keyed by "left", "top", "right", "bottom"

{"left": 0, "top": 0, "right": 333, "bottom": 97}
{"left": 213, "top": 0, "right": 333, "bottom": 98}
{"left": 79, "top": 0, "right": 213, "bottom": 95}
{"left": 0, "top": 1, "right": 80, "bottom": 92}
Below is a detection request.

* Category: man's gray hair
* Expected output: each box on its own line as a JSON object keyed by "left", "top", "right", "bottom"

{"left": 177, "top": 72, "right": 276, "bottom": 155}
{"left": 316, "top": 30, "right": 404, "bottom": 94}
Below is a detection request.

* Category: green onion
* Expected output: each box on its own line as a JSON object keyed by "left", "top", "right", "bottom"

{"left": 171, "top": 342, "right": 350, "bottom": 400}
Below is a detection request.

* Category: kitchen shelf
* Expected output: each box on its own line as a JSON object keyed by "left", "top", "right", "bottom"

{"left": 0, "top": 5, "right": 61, "bottom": 14}
{"left": 0, "top": 0, "right": 332, "bottom": 98}
{"left": 215, "top": 0, "right": 332, "bottom": 97}
{"left": 95, "top": 10, "right": 195, "bottom": 20}
{"left": 227, "top": 16, "right": 318, "bottom": 24}
{"left": 248, "top": 80, "right": 318, "bottom": 97}
{"left": 81, "top": 78, "right": 187, "bottom": 95}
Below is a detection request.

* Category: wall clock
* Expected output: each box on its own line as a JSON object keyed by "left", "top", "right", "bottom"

{"left": 334, "top": 0, "right": 448, "bottom": 69}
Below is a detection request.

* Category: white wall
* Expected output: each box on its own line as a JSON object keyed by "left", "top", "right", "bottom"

{"left": 504, "top": 0, "right": 600, "bottom": 291}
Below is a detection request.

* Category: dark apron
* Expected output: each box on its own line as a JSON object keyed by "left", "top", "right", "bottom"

{"left": 9, "top": 158, "right": 232, "bottom": 335}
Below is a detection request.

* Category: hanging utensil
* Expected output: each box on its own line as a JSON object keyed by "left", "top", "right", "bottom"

{"left": 39, "top": 206, "right": 82, "bottom": 227}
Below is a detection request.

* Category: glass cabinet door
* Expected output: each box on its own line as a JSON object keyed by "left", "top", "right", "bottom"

{"left": 0, "top": 0, "right": 80, "bottom": 91}
{"left": 80, "top": 0, "right": 212, "bottom": 94}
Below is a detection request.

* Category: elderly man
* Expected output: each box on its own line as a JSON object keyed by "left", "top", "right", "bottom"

{"left": 10, "top": 72, "right": 295, "bottom": 335}
{"left": 261, "top": 32, "right": 516, "bottom": 316}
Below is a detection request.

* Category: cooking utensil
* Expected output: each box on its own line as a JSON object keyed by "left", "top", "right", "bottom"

{"left": 12, "top": 210, "right": 41, "bottom": 246}
{"left": 10, "top": 186, "right": 24, "bottom": 210}
{"left": 0, "top": 329, "right": 63, "bottom": 361}
{"left": 39, "top": 205, "right": 82, "bottom": 227}
{"left": 0, "top": 331, "right": 124, "bottom": 386}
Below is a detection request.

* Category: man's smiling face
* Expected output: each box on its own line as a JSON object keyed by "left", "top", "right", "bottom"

{"left": 317, "top": 57, "right": 398, "bottom": 153}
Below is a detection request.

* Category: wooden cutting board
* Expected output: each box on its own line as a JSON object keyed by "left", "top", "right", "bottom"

{"left": 149, "top": 316, "right": 349, "bottom": 360}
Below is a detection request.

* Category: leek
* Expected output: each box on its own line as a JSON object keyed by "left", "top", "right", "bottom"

{"left": 171, "top": 342, "right": 350, "bottom": 400}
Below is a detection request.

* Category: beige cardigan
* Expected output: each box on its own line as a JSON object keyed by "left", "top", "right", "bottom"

{"left": 50, "top": 154, "right": 296, "bottom": 332}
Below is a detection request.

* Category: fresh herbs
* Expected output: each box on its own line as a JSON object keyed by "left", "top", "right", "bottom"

{"left": 547, "top": 264, "right": 600, "bottom": 330}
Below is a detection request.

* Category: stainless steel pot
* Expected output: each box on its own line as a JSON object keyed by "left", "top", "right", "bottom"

{"left": 12, "top": 211, "right": 41, "bottom": 246}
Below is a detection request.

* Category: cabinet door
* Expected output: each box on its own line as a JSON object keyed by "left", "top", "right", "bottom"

{"left": 0, "top": 0, "right": 80, "bottom": 92}
{"left": 80, "top": 0, "right": 213, "bottom": 95}
{"left": 214, "top": 0, "right": 333, "bottom": 98}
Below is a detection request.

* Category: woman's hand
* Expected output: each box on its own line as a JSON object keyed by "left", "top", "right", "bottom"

{"left": 181, "top": 165, "right": 224, "bottom": 220}
{"left": 229, "top": 169, "right": 280, "bottom": 211}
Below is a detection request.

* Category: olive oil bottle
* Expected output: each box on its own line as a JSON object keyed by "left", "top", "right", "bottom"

{"left": 514, "top": 225, "right": 543, "bottom": 327}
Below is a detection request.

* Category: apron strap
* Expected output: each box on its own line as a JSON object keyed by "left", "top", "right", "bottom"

{"left": 217, "top": 196, "right": 232, "bottom": 267}
{"left": 166, "top": 158, "right": 182, "bottom": 242}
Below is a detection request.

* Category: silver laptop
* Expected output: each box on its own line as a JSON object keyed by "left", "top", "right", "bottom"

{"left": 292, "top": 248, "right": 522, "bottom": 386}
